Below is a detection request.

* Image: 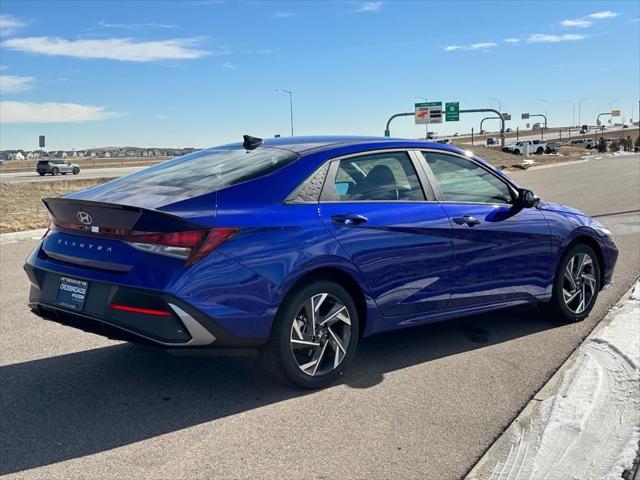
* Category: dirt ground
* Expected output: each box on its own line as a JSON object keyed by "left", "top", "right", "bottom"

{"left": 0, "top": 178, "right": 109, "bottom": 233}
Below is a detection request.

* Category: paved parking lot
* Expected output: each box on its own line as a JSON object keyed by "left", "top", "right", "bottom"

{"left": 1, "top": 154, "right": 638, "bottom": 479}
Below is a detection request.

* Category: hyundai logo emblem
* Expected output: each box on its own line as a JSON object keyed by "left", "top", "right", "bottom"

{"left": 76, "top": 211, "right": 93, "bottom": 225}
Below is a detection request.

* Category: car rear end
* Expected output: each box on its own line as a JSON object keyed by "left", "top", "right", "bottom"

{"left": 24, "top": 144, "right": 301, "bottom": 352}
{"left": 36, "top": 161, "right": 51, "bottom": 175}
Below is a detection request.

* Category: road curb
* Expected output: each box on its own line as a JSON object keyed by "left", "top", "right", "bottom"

{"left": 0, "top": 228, "right": 47, "bottom": 244}
{"left": 466, "top": 280, "right": 640, "bottom": 479}
{"left": 525, "top": 158, "right": 591, "bottom": 171}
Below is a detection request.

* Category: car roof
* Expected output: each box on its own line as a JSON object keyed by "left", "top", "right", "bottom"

{"left": 217, "top": 135, "right": 466, "bottom": 155}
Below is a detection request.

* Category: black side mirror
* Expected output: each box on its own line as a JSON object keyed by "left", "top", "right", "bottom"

{"left": 518, "top": 188, "right": 540, "bottom": 208}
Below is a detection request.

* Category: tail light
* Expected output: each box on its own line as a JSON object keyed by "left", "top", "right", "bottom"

{"left": 51, "top": 220, "right": 238, "bottom": 266}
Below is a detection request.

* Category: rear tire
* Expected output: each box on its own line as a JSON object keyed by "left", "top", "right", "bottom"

{"left": 263, "top": 279, "right": 359, "bottom": 389}
{"left": 513, "top": 149, "right": 520, "bottom": 155}
{"left": 38, "top": 172, "right": 45, "bottom": 176}
{"left": 541, "top": 243, "right": 601, "bottom": 323}
{"left": 73, "top": 167, "right": 80, "bottom": 175}
{"left": 536, "top": 147, "right": 544, "bottom": 155}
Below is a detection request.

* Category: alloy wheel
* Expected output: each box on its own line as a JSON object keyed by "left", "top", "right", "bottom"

{"left": 289, "top": 293, "right": 352, "bottom": 376}
{"left": 562, "top": 253, "right": 597, "bottom": 314}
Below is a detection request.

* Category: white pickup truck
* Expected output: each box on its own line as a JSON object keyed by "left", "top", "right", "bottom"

{"left": 502, "top": 140, "right": 546, "bottom": 155}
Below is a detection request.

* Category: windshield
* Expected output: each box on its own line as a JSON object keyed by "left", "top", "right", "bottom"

{"left": 122, "top": 146, "right": 300, "bottom": 190}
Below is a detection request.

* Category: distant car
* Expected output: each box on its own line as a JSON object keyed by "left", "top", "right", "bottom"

{"left": 545, "top": 143, "right": 561, "bottom": 154}
{"left": 622, "top": 124, "right": 628, "bottom": 129}
{"left": 580, "top": 125, "right": 589, "bottom": 134}
{"left": 503, "top": 140, "right": 545, "bottom": 155}
{"left": 426, "top": 132, "right": 437, "bottom": 140}
{"left": 505, "top": 128, "right": 512, "bottom": 133}
{"left": 0, "top": 159, "right": 5, "bottom": 166}
{"left": 567, "top": 138, "right": 595, "bottom": 149}
{"left": 486, "top": 138, "right": 498, "bottom": 146}
{"left": 453, "top": 133, "right": 459, "bottom": 137}
{"left": 435, "top": 139, "right": 450, "bottom": 144}
{"left": 36, "top": 159, "right": 80, "bottom": 176}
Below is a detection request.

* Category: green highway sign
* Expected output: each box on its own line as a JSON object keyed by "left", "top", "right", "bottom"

{"left": 445, "top": 102, "right": 459, "bottom": 122}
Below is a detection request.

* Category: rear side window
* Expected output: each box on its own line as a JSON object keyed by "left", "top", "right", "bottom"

{"left": 333, "top": 152, "right": 425, "bottom": 201}
{"left": 124, "top": 147, "right": 299, "bottom": 190}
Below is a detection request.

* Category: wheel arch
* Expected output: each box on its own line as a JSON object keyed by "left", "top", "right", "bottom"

{"left": 562, "top": 234, "right": 606, "bottom": 289}
{"left": 277, "top": 266, "right": 372, "bottom": 338}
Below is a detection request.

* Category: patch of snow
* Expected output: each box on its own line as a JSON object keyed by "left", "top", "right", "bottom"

{"left": 470, "top": 282, "right": 640, "bottom": 480}
{"left": 522, "top": 159, "right": 536, "bottom": 165}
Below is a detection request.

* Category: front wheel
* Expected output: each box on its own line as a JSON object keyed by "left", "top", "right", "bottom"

{"left": 263, "top": 279, "right": 359, "bottom": 389}
{"left": 51, "top": 167, "right": 59, "bottom": 176}
{"left": 542, "top": 243, "right": 601, "bottom": 322}
{"left": 536, "top": 147, "right": 544, "bottom": 155}
{"left": 73, "top": 167, "right": 80, "bottom": 175}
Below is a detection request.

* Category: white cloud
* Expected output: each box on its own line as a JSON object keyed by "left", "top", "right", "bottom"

{"left": 354, "top": 1, "right": 383, "bottom": 13}
{"left": 0, "top": 14, "right": 25, "bottom": 36}
{"left": 560, "top": 19, "right": 592, "bottom": 28}
{"left": 504, "top": 38, "right": 520, "bottom": 44}
{"left": 587, "top": 11, "right": 619, "bottom": 19}
{"left": 2, "top": 37, "right": 217, "bottom": 62}
{"left": 527, "top": 33, "right": 588, "bottom": 43}
{"left": 223, "top": 61, "right": 236, "bottom": 69}
{"left": 274, "top": 11, "right": 297, "bottom": 19}
{"left": 0, "top": 74, "right": 34, "bottom": 93}
{"left": 444, "top": 41, "right": 497, "bottom": 52}
{"left": 0, "top": 101, "right": 121, "bottom": 123}
{"left": 98, "top": 20, "right": 178, "bottom": 29}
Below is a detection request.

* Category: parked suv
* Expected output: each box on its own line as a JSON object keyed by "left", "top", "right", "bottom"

{"left": 36, "top": 159, "right": 80, "bottom": 176}
{"left": 567, "top": 138, "right": 595, "bottom": 149}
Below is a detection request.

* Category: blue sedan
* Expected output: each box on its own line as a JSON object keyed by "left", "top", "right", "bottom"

{"left": 24, "top": 135, "right": 618, "bottom": 388}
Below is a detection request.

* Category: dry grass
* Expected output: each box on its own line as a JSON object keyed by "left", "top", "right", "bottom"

{"left": 0, "top": 178, "right": 110, "bottom": 233}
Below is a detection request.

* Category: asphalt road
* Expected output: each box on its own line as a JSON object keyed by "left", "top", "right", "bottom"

{"left": 0, "top": 166, "right": 143, "bottom": 183}
{"left": 1, "top": 154, "right": 638, "bottom": 480}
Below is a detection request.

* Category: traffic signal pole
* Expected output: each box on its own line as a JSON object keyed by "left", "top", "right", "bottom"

{"left": 384, "top": 108, "right": 506, "bottom": 145}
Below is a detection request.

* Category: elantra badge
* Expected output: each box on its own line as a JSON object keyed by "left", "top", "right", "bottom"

{"left": 76, "top": 211, "right": 93, "bottom": 225}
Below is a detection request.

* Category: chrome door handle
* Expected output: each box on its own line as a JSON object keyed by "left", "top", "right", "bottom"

{"left": 453, "top": 215, "right": 480, "bottom": 227}
{"left": 331, "top": 214, "right": 368, "bottom": 226}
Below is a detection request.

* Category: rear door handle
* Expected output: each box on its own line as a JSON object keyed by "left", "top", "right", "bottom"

{"left": 331, "top": 214, "right": 368, "bottom": 226}
{"left": 453, "top": 215, "right": 480, "bottom": 227}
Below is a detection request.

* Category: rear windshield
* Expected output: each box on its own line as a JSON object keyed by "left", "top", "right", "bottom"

{"left": 124, "top": 146, "right": 300, "bottom": 190}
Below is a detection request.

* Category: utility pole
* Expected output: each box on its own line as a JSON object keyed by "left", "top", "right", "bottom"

{"left": 276, "top": 89, "right": 294, "bottom": 136}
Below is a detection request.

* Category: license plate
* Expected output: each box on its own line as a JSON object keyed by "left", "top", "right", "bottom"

{"left": 55, "top": 276, "right": 89, "bottom": 311}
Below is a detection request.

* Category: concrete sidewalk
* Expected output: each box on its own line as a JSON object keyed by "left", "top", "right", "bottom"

{"left": 467, "top": 281, "right": 640, "bottom": 480}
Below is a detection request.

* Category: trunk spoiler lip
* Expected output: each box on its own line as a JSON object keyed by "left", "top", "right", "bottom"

{"left": 42, "top": 197, "right": 207, "bottom": 231}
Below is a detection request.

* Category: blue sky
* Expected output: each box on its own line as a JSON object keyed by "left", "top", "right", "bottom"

{"left": 0, "top": 0, "right": 638, "bottom": 150}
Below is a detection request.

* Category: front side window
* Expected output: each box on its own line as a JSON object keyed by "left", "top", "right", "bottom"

{"left": 420, "top": 152, "right": 513, "bottom": 204}
{"left": 333, "top": 152, "right": 425, "bottom": 201}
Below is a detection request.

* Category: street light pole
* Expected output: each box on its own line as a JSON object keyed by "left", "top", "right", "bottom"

{"left": 566, "top": 100, "right": 575, "bottom": 127}
{"left": 609, "top": 99, "right": 619, "bottom": 126}
{"left": 537, "top": 98, "right": 548, "bottom": 125}
{"left": 578, "top": 97, "right": 588, "bottom": 127}
{"left": 276, "top": 89, "right": 294, "bottom": 136}
{"left": 415, "top": 96, "right": 428, "bottom": 139}
{"left": 489, "top": 97, "right": 502, "bottom": 113}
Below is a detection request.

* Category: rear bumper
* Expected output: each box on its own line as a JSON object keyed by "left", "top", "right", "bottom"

{"left": 24, "top": 262, "right": 265, "bottom": 352}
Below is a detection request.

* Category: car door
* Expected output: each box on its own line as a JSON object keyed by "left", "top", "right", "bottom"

{"left": 417, "top": 150, "right": 552, "bottom": 308}
{"left": 318, "top": 150, "right": 453, "bottom": 319}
